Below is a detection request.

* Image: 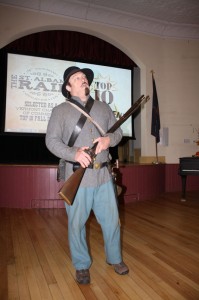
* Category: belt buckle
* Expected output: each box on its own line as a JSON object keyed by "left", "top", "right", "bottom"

{"left": 94, "top": 162, "right": 100, "bottom": 169}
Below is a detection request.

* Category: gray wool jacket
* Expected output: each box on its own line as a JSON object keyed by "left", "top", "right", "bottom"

{"left": 45, "top": 96, "right": 123, "bottom": 187}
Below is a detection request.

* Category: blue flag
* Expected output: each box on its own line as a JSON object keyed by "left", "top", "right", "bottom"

{"left": 151, "top": 74, "right": 160, "bottom": 143}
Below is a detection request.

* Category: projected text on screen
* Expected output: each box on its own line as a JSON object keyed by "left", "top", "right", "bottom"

{"left": 5, "top": 53, "right": 132, "bottom": 136}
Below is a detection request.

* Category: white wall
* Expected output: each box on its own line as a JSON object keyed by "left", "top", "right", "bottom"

{"left": 0, "top": 4, "right": 199, "bottom": 163}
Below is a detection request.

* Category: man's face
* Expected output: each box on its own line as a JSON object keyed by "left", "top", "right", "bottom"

{"left": 66, "top": 71, "right": 90, "bottom": 100}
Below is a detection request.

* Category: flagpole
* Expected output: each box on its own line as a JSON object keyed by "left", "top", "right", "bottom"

{"left": 153, "top": 138, "right": 159, "bottom": 164}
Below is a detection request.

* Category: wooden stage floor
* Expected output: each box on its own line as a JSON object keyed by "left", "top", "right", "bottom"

{"left": 0, "top": 191, "right": 199, "bottom": 300}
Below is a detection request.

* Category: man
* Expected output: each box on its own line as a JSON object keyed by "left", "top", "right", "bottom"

{"left": 45, "top": 66, "right": 129, "bottom": 284}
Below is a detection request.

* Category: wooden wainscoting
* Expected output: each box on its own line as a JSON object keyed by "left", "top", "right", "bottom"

{"left": 0, "top": 164, "right": 198, "bottom": 208}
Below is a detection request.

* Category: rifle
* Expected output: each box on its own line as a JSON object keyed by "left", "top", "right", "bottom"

{"left": 59, "top": 94, "right": 150, "bottom": 205}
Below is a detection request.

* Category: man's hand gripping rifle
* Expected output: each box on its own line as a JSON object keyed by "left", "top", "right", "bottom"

{"left": 58, "top": 95, "right": 150, "bottom": 205}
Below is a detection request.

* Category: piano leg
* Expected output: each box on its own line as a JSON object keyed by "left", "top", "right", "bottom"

{"left": 181, "top": 175, "right": 187, "bottom": 201}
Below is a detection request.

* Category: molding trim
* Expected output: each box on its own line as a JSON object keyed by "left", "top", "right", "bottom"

{"left": 1, "top": 2, "right": 199, "bottom": 40}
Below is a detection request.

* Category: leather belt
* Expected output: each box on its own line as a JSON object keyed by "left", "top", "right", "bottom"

{"left": 72, "top": 162, "right": 108, "bottom": 172}
{"left": 88, "top": 162, "right": 108, "bottom": 169}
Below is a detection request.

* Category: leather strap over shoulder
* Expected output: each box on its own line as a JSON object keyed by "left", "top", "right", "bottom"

{"left": 68, "top": 97, "right": 94, "bottom": 147}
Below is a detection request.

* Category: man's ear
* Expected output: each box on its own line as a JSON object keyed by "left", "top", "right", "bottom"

{"left": 66, "top": 83, "right": 71, "bottom": 92}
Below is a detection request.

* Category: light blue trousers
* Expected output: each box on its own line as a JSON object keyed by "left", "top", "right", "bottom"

{"left": 65, "top": 180, "right": 122, "bottom": 270}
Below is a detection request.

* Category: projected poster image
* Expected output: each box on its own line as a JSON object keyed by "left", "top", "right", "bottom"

{"left": 5, "top": 53, "right": 132, "bottom": 136}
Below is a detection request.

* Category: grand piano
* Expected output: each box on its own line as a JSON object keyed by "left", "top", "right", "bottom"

{"left": 178, "top": 156, "right": 199, "bottom": 200}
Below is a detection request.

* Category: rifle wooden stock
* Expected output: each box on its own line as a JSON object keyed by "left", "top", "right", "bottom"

{"left": 59, "top": 94, "right": 149, "bottom": 205}
{"left": 58, "top": 167, "right": 86, "bottom": 205}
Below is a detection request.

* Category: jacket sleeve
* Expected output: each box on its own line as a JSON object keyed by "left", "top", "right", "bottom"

{"left": 45, "top": 105, "right": 78, "bottom": 162}
{"left": 105, "top": 104, "right": 123, "bottom": 147}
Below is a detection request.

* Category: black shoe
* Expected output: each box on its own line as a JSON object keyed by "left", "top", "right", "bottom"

{"left": 76, "top": 269, "right": 90, "bottom": 284}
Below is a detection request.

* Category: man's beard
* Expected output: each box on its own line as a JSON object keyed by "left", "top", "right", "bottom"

{"left": 85, "top": 87, "right": 90, "bottom": 96}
